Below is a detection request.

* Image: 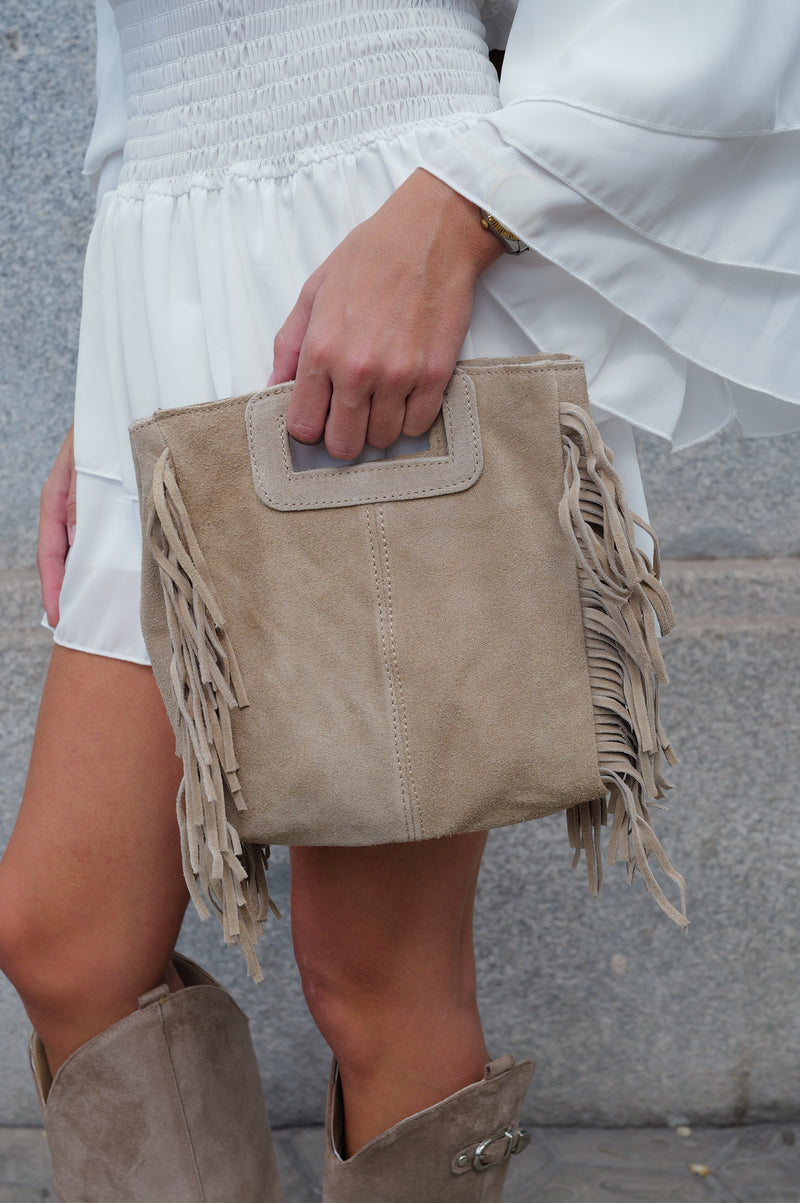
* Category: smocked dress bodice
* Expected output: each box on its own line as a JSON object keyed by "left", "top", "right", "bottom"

{"left": 110, "top": 0, "right": 502, "bottom": 190}
{"left": 54, "top": 0, "right": 800, "bottom": 665}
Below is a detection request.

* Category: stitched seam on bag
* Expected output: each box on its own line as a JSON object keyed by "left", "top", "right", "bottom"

{"left": 278, "top": 415, "right": 293, "bottom": 478}
{"left": 366, "top": 506, "right": 414, "bottom": 840}
{"left": 275, "top": 413, "right": 454, "bottom": 480}
{"left": 259, "top": 475, "right": 480, "bottom": 506}
{"left": 135, "top": 361, "right": 580, "bottom": 439}
{"left": 555, "top": 402, "right": 603, "bottom": 787}
{"left": 136, "top": 392, "right": 267, "bottom": 434}
{"left": 545, "top": 374, "right": 604, "bottom": 792}
{"left": 259, "top": 419, "right": 470, "bottom": 493}
{"left": 466, "top": 362, "right": 583, "bottom": 379}
{"left": 377, "top": 505, "right": 424, "bottom": 840}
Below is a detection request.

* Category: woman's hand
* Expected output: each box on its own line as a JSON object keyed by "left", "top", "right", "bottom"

{"left": 269, "top": 168, "right": 503, "bottom": 459}
{"left": 38, "top": 426, "right": 77, "bottom": 627}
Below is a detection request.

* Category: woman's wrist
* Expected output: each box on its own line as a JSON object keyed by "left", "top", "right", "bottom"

{"left": 405, "top": 168, "right": 505, "bottom": 277}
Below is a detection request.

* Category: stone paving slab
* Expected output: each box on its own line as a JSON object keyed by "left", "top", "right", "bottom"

{"left": 2, "top": 1123, "right": 798, "bottom": 1202}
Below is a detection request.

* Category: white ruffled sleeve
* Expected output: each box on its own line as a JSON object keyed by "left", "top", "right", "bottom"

{"left": 425, "top": 0, "right": 800, "bottom": 445}
{"left": 82, "top": 0, "right": 127, "bottom": 208}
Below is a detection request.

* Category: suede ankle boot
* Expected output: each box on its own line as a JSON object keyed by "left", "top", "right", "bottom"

{"left": 29, "top": 953, "right": 283, "bottom": 1203}
{"left": 322, "top": 1054, "right": 534, "bottom": 1202}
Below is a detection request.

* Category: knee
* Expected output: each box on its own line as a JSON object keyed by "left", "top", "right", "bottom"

{"left": 292, "top": 926, "right": 397, "bottom": 1073}
{"left": 292, "top": 933, "right": 363, "bottom": 1034}
{"left": 289, "top": 841, "right": 485, "bottom": 1072}
{"left": 293, "top": 919, "right": 481, "bottom": 1084}
{"left": 0, "top": 865, "right": 53, "bottom": 1005}
{"left": 0, "top": 859, "right": 117, "bottom": 1017}
{"left": 0, "top": 863, "right": 75, "bottom": 1011}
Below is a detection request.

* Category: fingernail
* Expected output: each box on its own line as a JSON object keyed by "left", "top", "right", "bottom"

{"left": 68, "top": 523, "right": 76, "bottom": 546}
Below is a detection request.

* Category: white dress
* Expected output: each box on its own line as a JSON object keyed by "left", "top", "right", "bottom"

{"left": 54, "top": 0, "right": 800, "bottom": 663}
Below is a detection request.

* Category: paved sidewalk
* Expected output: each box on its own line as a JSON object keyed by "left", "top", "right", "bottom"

{"left": 2, "top": 1122, "right": 798, "bottom": 1201}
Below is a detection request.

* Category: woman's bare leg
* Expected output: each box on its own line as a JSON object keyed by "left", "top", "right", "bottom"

{"left": 2, "top": 643, "right": 489, "bottom": 1151}
{"left": 290, "top": 833, "right": 489, "bottom": 1155}
{"left": 0, "top": 645, "right": 188, "bottom": 1074}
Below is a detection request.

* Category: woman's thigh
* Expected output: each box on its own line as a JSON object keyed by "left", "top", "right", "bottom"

{"left": 0, "top": 645, "right": 188, "bottom": 1049}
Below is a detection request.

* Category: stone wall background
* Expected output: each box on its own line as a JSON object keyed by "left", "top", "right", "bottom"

{"left": 2, "top": 0, "right": 798, "bottom": 1128}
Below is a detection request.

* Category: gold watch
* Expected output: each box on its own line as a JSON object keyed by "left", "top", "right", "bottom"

{"left": 480, "top": 210, "right": 529, "bottom": 255}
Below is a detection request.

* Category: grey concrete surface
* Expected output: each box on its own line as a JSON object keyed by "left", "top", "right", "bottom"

{"left": 0, "top": 3, "right": 95, "bottom": 573}
{"left": 636, "top": 428, "right": 800, "bottom": 561}
{"left": 2, "top": 1122, "right": 800, "bottom": 1202}
{"left": 2, "top": 562, "right": 799, "bottom": 1130}
{"left": 2, "top": 0, "right": 800, "bottom": 1141}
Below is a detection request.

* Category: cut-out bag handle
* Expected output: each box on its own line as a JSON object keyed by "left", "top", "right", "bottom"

{"left": 245, "top": 367, "right": 483, "bottom": 511}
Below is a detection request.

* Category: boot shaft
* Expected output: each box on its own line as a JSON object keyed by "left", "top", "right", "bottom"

{"left": 323, "top": 1054, "right": 534, "bottom": 1203}
{"left": 30, "top": 953, "right": 283, "bottom": 1203}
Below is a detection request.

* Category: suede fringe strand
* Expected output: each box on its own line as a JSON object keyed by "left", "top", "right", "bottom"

{"left": 558, "top": 403, "right": 688, "bottom": 930}
{"left": 146, "top": 448, "right": 279, "bottom": 981}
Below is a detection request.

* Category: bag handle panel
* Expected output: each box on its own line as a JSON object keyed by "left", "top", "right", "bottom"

{"left": 245, "top": 368, "right": 483, "bottom": 511}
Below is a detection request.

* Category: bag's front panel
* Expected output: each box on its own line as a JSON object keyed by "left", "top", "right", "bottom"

{"left": 131, "top": 359, "right": 686, "bottom": 966}
{"left": 134, "top": 358, "right": 606, "bottom": 849}
{"left": 154, "top": 400, "right": 412, "bottom": 845}
{"left": 378, "top": 362, "right": 605, "bottom": 837}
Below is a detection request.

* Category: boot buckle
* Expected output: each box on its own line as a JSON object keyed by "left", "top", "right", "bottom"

{"left": 453, "top": 1125, "right": 531, "bottom": 1174}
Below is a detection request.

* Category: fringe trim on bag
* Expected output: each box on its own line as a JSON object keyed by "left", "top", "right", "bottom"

{"left": 558, "top": 404, "right": 688, "bottom": 930}
{"left": 146, "top": 449, "right": 279, "bottom": 982}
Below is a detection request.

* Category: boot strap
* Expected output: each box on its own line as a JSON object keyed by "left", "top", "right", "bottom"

{"left": 451, "top": 1125, "right": 531, "bottom": 1174}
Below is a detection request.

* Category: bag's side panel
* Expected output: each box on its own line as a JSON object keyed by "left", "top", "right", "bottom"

{"left": 379, "top": 360, "right": 605, "bottom": 837}
{"left": 151, "top": 400, "right": 410, "bottom": 846}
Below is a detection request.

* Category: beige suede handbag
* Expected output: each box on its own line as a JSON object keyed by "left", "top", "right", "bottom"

{"left": 129, "top": 356, "right": 685, "bottom": 978}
